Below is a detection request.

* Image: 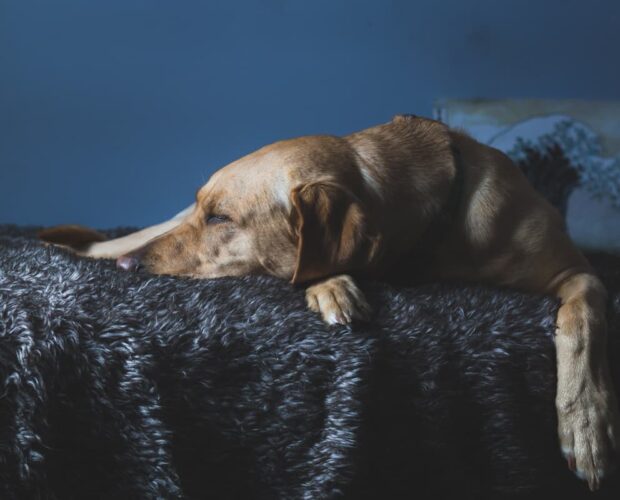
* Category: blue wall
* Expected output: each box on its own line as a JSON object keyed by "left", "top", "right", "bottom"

{"left": 2, "top": 0, "right": 620, "bottom": 227}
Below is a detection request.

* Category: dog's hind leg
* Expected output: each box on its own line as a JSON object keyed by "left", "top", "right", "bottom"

{"left": 553, "top": 271, "right": 620, "bottom": 490}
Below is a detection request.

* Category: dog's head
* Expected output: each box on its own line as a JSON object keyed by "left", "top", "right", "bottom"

{"left": 118, "top": 136, "right": 378, "bottom": 283}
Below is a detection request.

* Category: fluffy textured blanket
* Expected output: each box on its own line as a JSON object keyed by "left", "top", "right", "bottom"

{"left": 1, "top": 226, "right": 619, "bottom": 499}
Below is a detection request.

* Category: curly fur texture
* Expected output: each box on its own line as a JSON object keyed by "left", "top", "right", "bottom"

{"left": 0, "top": 227, "right": 619, "bottom": 499}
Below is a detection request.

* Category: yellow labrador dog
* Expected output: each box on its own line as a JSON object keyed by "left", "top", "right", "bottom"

{"left": 42, "top": 114, "right": 619, "bottom": 489}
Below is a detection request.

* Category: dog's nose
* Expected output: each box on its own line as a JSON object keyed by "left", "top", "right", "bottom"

{"left": 116, "top": 254, "right": 141, "bottom": 272}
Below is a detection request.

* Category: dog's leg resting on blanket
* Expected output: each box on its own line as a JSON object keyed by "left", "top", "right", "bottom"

{"left": 305, "top": 274, "right": 372, "bottom": 325}
{"left": 554, "top": 272, "right": 620, "bottom": 490}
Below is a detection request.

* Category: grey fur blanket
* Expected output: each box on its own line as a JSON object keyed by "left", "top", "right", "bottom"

{"left": 1, "top": 226, "right": 619, "bottom": 499}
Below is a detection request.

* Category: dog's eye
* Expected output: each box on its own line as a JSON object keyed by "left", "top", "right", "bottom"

{"left": 206, "top": 214, "right": 230, "bottom": 225}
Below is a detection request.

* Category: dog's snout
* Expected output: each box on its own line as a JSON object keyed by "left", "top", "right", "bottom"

{"left": 116, "top": 254, "right": 141, "bottom": 272}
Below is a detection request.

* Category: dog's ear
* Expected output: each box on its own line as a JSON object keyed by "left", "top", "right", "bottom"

{"left": 289, "top": 182, "right": 369, "bottom": 284}
{"left": 38, "top": 224, "right": 107, "bottom": 251}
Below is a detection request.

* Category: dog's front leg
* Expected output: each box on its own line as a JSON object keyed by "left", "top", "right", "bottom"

{"left": 554, "top": 272, "right": 620, "bottom": 490}
{"left": 305, "top": 274, "right": 371, "bottom": 325}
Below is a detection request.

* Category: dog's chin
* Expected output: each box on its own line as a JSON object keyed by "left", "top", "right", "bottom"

{"left": 138, "top": 255, "right": 206, "bottom": 278}
{"left": 145, "top": 264, "right": 224, "bottom": 280}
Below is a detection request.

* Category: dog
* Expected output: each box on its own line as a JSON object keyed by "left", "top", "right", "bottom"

{"left": 40, "top": 114, "right": 619, "bottom": 490}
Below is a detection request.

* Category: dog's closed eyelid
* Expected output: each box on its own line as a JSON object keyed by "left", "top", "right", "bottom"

{"left": 206, "top": 214, "right": 231, "bottom": 225}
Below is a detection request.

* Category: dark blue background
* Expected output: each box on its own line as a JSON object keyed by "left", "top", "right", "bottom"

{"left": 2, "top": 0, "right": 620, "bottom": 227}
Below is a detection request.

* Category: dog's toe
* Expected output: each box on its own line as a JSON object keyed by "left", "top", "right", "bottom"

{"left": 557, "top": 391, "right": 620, "bottom": 491}
{"left": 305, "top": 275, "right": 371, "bottom": 325}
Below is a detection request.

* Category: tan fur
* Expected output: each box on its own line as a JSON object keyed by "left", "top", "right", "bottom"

{"left": 44, "top": 115, "right": 619, "bottom": 489}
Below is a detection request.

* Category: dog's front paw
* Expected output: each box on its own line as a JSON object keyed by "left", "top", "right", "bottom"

{"left": 305, "top": 275, "right": 371, "bottom": 325}
{"left": 558, "top": 387, "right": 620, "bottom": 490}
